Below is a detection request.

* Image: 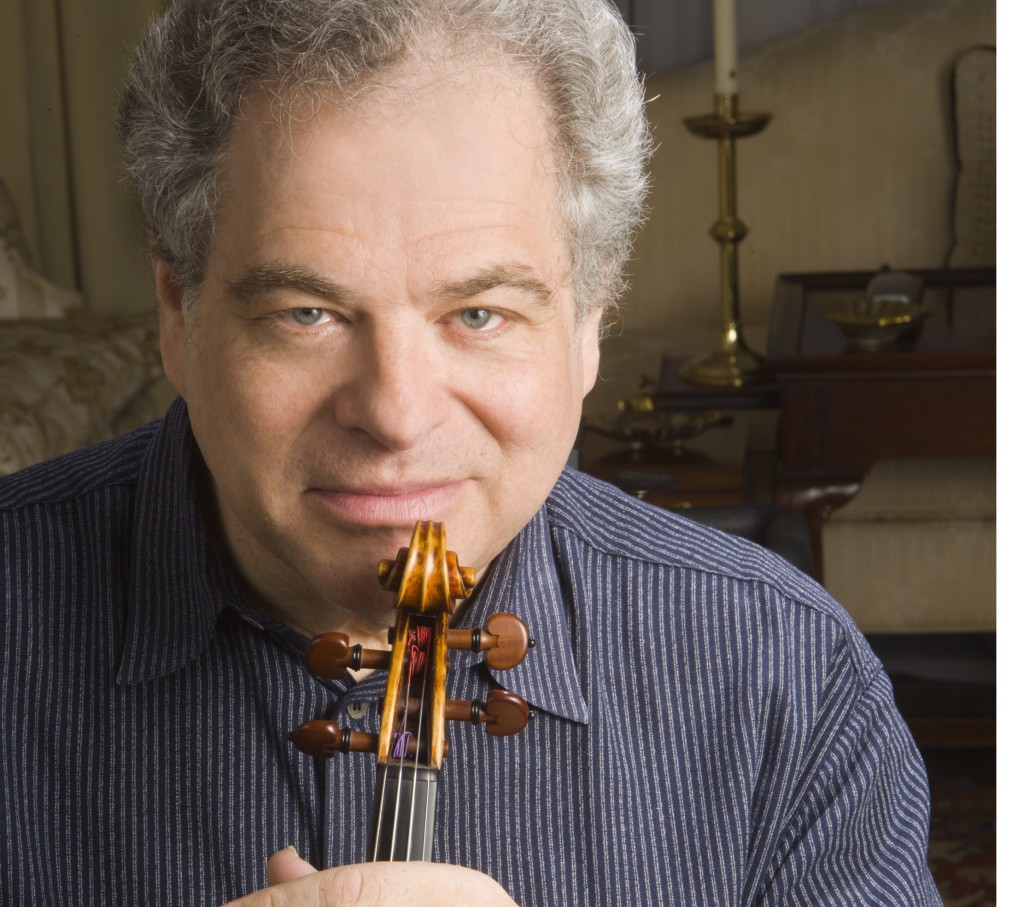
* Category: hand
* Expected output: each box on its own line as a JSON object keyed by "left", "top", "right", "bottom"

{"left": 221, "top": 847, "right": 518, "bottom": 906}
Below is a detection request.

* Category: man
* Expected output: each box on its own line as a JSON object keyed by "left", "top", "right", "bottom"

{"left": 1, "top": 0, "right": 940, "bottom": 904}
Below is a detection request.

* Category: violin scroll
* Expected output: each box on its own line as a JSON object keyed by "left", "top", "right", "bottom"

{"left": 377, "top": 523, "right": 476, "bottom": 613}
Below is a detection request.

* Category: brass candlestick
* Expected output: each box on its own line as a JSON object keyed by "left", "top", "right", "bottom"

{"left": 679, "top": 94, "right": 771, "bottom": 387}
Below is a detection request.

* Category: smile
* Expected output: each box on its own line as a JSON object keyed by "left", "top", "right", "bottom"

{"left": 306, "top": 481, "right": 467, "bottom": 527}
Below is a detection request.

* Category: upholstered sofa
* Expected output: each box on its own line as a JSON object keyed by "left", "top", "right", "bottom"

{"left": 0, "top": 186, "right": 172, "bottom": 476}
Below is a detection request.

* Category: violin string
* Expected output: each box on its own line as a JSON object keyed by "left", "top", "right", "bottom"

{"left": 407, "top": 625, "right": 432, "bottom": 859}
{"left": 371, "top": 713, "right": 398, "bottom": 860}
{"left": 387, "top": 626, "right": 428, "bottom": 859}
{"left": 372, "top": 764, "right": 389, "bottom": 860}
{"left": 372, "top": 623, "right": 412, "bottom": 862}
{"left": 389, "top": 629, "right": 417, "bottom": 861}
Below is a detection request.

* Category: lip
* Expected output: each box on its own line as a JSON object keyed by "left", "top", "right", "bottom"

{"left": 306, "top": 481, "right": 467, "bottom": 527}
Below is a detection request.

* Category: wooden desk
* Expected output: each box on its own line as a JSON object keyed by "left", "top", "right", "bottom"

{"left": 767, "top": 268, "right": 996, "bottom": 576}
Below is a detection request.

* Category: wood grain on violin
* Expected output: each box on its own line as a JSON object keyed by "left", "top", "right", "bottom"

{"left": 291, "top": 521, "right": 532, "bottom": 862}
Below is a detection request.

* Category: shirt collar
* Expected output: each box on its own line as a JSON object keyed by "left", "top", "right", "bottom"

{"left": 454, "top": 500, "right": 590, "bottom": 725}
{"left": 117, "top": 398, "right": 247, "bottom": 684}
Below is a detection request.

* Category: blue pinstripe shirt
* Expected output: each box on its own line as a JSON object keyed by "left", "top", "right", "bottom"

{"left": 1, "top": 399, "right": 940, "bottom": 905}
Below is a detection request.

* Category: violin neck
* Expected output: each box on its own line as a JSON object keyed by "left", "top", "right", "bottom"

{"left": 368, "top": 766, "right": 439, "bottom": 861}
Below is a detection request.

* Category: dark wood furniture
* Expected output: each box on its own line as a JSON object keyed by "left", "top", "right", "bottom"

{"left": 583, "top": 447, "right": 747, "bottom": 510}
{"left": 655, "top": 361, "right": 779, "bottom": 412}
{"left": 766, "top": 268, "right": 996, "bottom": 577}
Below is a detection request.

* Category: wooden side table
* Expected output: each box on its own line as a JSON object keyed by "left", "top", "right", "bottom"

{"left": 584, "top": 447, "right": 746, "bottom": 510}
{"left": 766, "top": 268, "right": 996, "bottom": 577}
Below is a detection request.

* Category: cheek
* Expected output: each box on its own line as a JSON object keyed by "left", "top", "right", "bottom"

{"left": 466, "top": 356, "right": 584, "bottom": 455}
{"left": 185, "top": 337, "right": 321, "bottom": 473}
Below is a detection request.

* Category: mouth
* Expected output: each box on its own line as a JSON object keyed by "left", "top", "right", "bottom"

{"left": 306, "top": 481, "right": 467, "bottom": 528}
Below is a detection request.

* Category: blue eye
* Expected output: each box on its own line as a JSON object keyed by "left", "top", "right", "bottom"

{"left": 459, "top": 308, "right": 497, "bottom": 330}
{"left": 287, "top": 308, "right": 326, "bottom": 327}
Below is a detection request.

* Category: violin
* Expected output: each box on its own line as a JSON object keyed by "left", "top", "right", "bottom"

{"left": 291, "top": 520, "right": 532, "bottom": 861}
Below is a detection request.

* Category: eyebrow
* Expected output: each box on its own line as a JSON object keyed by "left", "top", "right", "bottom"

{"left": 225, "top": 261, "right": 557, "bottom": 308}
{"left": 225, "top": 265, "right": 355, "bottom": 305}
{"left": 433, "top": 263, "right": 557, "bottom": 309}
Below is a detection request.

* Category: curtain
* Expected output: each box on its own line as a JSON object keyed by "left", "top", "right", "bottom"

{"left": 1, "top": 0, "right": 159, "bottom": 315}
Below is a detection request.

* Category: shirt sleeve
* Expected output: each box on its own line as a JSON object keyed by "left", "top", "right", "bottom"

{"left": 752, "top": 666, "right": 943, "bottom": 906}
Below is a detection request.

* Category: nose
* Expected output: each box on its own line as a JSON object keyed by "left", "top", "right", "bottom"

{"left": 334, "top": 323, "right": 450, "bottom": 451}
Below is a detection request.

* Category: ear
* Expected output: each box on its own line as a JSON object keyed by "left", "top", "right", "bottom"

{"left": 579, "top": 306, "right": 604, "bottom": 396}
{"left": 152, "top": 257, "right": 189, "bottom": 399}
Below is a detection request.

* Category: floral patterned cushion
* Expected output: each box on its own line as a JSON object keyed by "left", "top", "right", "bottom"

{"left": 0, "top": 314, "right": 166, "bottom": 476}
{"left": 0, "top": 246, "right": 84, "bottom": 320}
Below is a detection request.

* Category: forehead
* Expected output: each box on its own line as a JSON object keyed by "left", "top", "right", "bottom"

{"left": 235, "top": 47, "right": 558, "bottom": 183}
{"left": 208, "top": 51, "right": 571, "bottom": 298}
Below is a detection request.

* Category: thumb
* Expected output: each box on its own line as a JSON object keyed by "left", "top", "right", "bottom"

{"left": 266, "top": 846, "right": 318, "bottom": 886}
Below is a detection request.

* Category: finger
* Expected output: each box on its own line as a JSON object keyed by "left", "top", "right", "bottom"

{"left": 316, "top": 861, "right": 516, "bottom": 905}
{"left": 266, "top": 846, "right": 318, "bottom": 886}
{"left": 223, "top": 858, "right": 517, "bottom": 907}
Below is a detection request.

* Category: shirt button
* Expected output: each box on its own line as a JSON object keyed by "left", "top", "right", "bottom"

{"left": 346, "top": 702, "right": 369, "bottom": 720}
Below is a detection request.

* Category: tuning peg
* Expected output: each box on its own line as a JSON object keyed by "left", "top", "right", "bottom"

{"left": 289, "top": 720, "right": 377, "bottom": 758}
{"left": 446, "top": 689, "right": 530, "bottom": 737}
{"left": 447, "top": 612, "right": 532, "bottom": 670}
{"left": 306, "top": 632, "right": 391, "bottom": 678}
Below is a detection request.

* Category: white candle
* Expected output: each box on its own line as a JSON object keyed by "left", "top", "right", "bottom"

{"left": 713, "top": 0, "right": 739, "bottom": 96}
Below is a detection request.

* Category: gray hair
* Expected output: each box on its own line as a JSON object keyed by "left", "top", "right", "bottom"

{"left": 117, "top": 0, "right": 653, "bottom": 319}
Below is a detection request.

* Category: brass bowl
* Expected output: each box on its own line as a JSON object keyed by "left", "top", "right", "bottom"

{"left": 582, "top": 401, "right": 730, "bottom": 454}
{"left": 824, "top": 298, "right": 931, "bottom": 352}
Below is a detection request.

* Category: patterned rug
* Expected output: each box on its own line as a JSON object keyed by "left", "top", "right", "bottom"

{"left": 925, "top": 748, "right": 996, "bottom": 907}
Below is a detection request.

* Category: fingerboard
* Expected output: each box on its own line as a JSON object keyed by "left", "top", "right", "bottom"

{"left": 368, "top": 767, "right": 439, "bottom": 861}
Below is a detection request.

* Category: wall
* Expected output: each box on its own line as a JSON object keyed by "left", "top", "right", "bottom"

{"left": 617, "top": 0, "right": 995, "bottom": 361}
